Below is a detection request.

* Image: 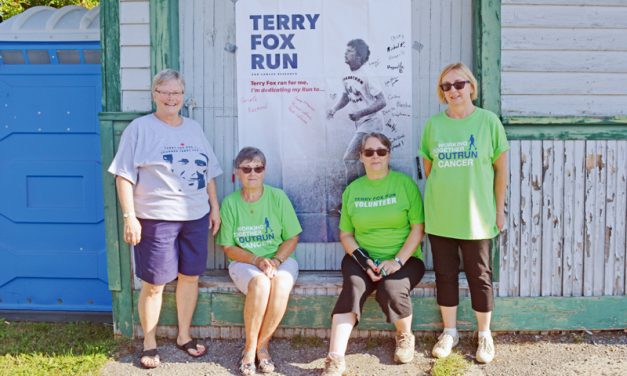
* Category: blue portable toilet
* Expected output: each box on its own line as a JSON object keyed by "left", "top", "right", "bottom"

{"left": 0, "top": 6, "right": 111, "bottom": 318}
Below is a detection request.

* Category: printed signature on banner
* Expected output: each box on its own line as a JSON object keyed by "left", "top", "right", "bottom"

{"left": 289, "top": 97, "right": 315, "bottom": 125}
{"left": 387, "top": 62, "right": 404, "bottom": 74}
{"left": 385, "top": 76, "right": 400, "bottom": 87}
{"left": 368, "top": 59, "right": 381, "bottom": 68}
{"left": 391, "top": 134, "right": 406, "bottom": 149}
{"left": 385, "top": 118, "right": 397, "bottom": 132}
{"left": 241, "top": 95, "right": 269, "bottom": 113}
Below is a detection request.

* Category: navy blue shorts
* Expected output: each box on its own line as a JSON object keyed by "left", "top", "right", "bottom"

{"left": 134, "top": 214, "right": 209, "bottom": 285}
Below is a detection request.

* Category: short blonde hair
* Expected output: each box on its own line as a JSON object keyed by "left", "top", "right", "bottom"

{"left": 436, "top": 62, "right": 478, "bottom": 104}
{"left": 151, "top": 68, "right": 185, "bottom": 92}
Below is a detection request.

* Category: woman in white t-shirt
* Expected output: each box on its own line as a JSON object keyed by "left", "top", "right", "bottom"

{"left": 108, "top": 69, "right": 222, "bottom": 369}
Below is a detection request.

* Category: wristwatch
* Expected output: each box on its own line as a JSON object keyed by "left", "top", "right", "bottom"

{"left": 394, "top": 257, "right": 403, "bottom": 267}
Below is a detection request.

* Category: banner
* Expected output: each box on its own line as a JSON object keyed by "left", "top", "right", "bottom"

{"left": 236, "top": 0, "right": 413, "bottom": 242}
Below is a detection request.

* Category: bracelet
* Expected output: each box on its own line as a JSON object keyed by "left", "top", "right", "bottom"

{"left": 394, "top": 257, "right": 403, "bottom": 267}
{"left": 272, "top": 255, "right": 285, "bottom": 264}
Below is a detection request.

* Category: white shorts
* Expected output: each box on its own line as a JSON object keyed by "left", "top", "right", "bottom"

{"left": 228, "top": 257, "right": 299, "bottom": 295}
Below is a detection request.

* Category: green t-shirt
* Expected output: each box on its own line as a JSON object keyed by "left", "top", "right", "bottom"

{"left": 419, "top": 107, "right": 509, "bottom": 240}
{"left": 339, "top": 170, "right": 424, "bottom": 261}
{"left": 217, "top": 185, "right": 302, "bottom": 259}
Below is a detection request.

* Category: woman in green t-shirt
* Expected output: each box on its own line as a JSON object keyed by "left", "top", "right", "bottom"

{"left": 419, "top": 62, "right": 509, "bottom": 364}
{"left": 217, "top": 147, "right": 302, "bottom": 375}
{"left": 321, "top": 132, "right": 426, "bottom": 376}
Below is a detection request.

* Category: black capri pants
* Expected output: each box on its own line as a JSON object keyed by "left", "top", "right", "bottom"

{"left": 332, "top": 254, "right": 425, "bottom": 325}
{"left": 429, "top": 234, "right": 494, "bottom": 312}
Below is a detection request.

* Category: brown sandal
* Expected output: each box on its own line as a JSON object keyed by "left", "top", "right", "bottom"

{"left": 139, "top": 348, "right": 160, "bottom": 369}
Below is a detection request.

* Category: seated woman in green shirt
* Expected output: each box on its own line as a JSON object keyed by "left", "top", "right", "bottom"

{"left": 217, "top": 147, "right": 302, "bottom": 375}
{"left": 321, "top": 132, "right": 426, "bottom": 376}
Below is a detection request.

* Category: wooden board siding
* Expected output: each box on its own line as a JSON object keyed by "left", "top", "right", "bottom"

{"left": 499, "top": 140, "right": 627, "bottom": 298}
{"left": 179, "top": 0, "right": 474, "bottom": 271}
{"left": 501, "top": 1, "right": 627, "bottom": 117}
{"left": 120, "top": 0, "right": 151, "bottom": 112}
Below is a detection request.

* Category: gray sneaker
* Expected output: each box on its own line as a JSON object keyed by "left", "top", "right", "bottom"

{"left": 476, "top": 335, "right": 495, "bottom": 364}
{"left": 321, "top": 353, "right": 346, "bottom": 376}
{"left": 432, "top": 332, "right": 459, "bottom": 358}
{"left": 394, "top": 332, "right": 415, "bottom": 363}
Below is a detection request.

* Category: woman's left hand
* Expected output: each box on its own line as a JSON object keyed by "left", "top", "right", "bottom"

{"left": 377, "top": 259, "right": 402, "bottom": 277}
{"left": 209, "top": 210, "right": 221, "bottom": 236}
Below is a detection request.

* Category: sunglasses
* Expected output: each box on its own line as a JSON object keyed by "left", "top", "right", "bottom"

{"left": 238, "top": 166, "right": 265, "bottom": 174}
{"left": 440, "top": 80, "right": 470, "bottom": 92}
{"left": 362, "top": 148, "right": 389, "bottom": 157}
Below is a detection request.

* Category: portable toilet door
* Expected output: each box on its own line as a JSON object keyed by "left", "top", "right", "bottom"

{"left": 0, "top": 6, "right": 111, "bottom": 314}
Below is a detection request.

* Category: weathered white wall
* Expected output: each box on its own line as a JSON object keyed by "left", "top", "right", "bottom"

{"left": 499, "top": 140, "right": 627, "bottom": 297}
{"left": 120, "top": 0, "right": 151, "bottom": 112}
{"left": 179, "top": 0, "right": 474, "bottom": 270}
{"left": 501, "top": 0, "right": 627, "bottom": 116}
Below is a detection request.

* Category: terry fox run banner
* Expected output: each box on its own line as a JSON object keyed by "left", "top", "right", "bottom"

{"left": 236, "top": 0, "right": 412, "bottom": 242}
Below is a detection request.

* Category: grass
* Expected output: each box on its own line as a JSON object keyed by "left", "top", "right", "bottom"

{"left": 431, "top": 353, "right": 472, "bottom": 376}
{"left": 290, "top": 334, "right": 324, "bottom": 349}
{"left": 0, "top": 319, "right": 127, "bottom": 376}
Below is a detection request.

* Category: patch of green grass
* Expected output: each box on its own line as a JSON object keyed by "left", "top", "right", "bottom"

{"left": 290, "top": 334, "right": 324, "bottom": 349}
{"left": 431, "top": 353, "right": 472, "bottom": 376}
{"left": 0, "top": 319, "right": 126, "bottom": 376}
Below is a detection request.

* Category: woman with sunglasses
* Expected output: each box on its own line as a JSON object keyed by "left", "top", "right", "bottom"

{"left": 217, "top": 147, "right": 302, "bottom": 375}
{"left": 420, "top": 62, "right": 509, "bottom": 364}
{"left": 321, "top": 132, "right": 426, "bottom": 376}
{"left": 108, "top": 69, "right": 222, "bottom": 368}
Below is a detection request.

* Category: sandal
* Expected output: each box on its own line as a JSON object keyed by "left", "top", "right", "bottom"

{"left": 240, "top": 350, "right": 256, "bottom": 375}
{"left": 257, "top": 348, "right": 275, "bottom": 373}
{"left": 176, "top": 338, "right": 207, "bottom": 358}
{"left": 139, "top": 348, "right": 160, "bottom": 369}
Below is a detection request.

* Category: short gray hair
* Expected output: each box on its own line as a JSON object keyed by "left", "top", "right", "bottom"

{"left": 151, "top": 69, "right": 185, "bottom": 92}
{"left": 234, "top": 147, "right": 266, "bottom": 168}
{"left": 360, "top": 132, "right": 392, "bottom": 152}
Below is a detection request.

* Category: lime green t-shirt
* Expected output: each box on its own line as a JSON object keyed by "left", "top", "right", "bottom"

{"left": 217, "top": 185, "right": 302, "bottom": 259}
{"left": 419, "top": 107, "right": 509, "bottom": 240}
{"left": 339, "top": 170, "right": 425, "bottom": 261}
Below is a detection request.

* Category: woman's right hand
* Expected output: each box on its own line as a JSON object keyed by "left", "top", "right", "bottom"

{"left": 366, "top": 259, "right": 382, "bottom": 282}
{"left": 123, "top": 217, "right": 142, "bottom": 245}
{"left": 256, "top": 257, "right": 277, "bottom": 278}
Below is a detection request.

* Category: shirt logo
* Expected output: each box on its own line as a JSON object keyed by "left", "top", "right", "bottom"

{"left": 433, "top": 135, "right": 479, "bottom": 168}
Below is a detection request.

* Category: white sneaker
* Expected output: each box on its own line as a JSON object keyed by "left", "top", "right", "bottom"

{"left": 394, "top": 331, "right": 415, "bottom": 363}
{"left": 321, "top": 353, "right": 346, "bottom": 376}
{"left": 476, "top": 335, "right": 495, "bottom": 364}
{"left": 431, "top": 333, "right": 459, "bottom": 358}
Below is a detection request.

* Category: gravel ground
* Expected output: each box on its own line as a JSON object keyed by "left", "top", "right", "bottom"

{"left": 101, "top": 331, "right": 627, "bottom": 375}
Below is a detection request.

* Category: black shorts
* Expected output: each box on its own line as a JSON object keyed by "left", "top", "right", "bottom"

{"left": 331, "top": 254, "right": 425, "bottom": 325}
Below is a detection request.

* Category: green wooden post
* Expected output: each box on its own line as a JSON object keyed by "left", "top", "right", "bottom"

{"left": 100, "top": 0, "right": 120, "bottom": 113}
{"left": 473, "top": 0, "right": 501, "bottom": 116}
{"left": 100, "top": 113, "right": 145, "bottom": 337}
{"left": 150, "top": 0, "right": 180, "bottom": 77}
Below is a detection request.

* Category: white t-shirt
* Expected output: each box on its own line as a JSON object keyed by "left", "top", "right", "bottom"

{"left": 342, "top": 65, "right": 385, "bottom": 132}
{"left": 108, "top": 114, "right": 223, "bottom": 221}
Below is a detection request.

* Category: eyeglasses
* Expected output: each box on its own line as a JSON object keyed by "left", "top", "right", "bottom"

{"left": 440, "top": 80, "right": 470, "bottom": 92}
{"left": 238, "top": 166, "right": 265, "bottom": 174}
{"left": 155, "top": 89, "right": 184, "bottom": 97}
{"left": 362, "top": 148, "right": 389, "bottom": 157}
